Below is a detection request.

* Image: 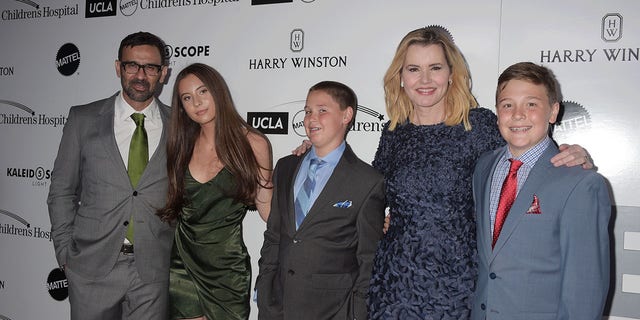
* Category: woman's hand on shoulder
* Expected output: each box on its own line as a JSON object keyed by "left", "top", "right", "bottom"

{"left": 383, "top": 213, "right": 391, "bottom": 234}
{"left": 291, "top": 139, "right": 312, "bottom": 156}
{"left": 551, "top": 143, "right": 594, "bottom": 169}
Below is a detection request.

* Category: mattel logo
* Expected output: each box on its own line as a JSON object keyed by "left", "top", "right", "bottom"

{"left": 56, "top": 43, "right": 81, "bottom": 76}
{"left": 47, "top": 268, "right": 68, "bottom": 301}
{"left": 86, "top": 0, "right": 117, "bottom": 18}
{"left": 247, "top": 112, "right": 288, "bottom": 134}
{"left": 251, "top": 0, "right": 292, "bottom": 5}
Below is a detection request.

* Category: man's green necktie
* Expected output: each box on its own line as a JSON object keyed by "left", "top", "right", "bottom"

{"left": 126, "top": 113, "right": 148, "bottom": 243}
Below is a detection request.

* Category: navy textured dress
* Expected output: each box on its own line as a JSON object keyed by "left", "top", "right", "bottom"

{"left": 368, "top": 108, "right": 504, "bottom": 319}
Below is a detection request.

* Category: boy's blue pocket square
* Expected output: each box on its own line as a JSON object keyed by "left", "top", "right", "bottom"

{"left": 333, "top": 200, "right": 352, "bottom": 208}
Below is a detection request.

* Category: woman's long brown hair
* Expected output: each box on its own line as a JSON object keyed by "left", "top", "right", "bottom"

{"left": 157, "top": 63, "right": 270, "bottom": 222}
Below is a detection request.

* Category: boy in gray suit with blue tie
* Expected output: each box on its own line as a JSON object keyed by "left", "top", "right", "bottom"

{"left": 471, "top": 62, "right": 611, "bottom": 320}
{"left": 257, "top": 81, "right": 386, "bottom": 320}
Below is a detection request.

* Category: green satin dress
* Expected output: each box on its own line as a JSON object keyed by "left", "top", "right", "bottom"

{"left": 169, "top": 168, "right": 251, "bottom": 320}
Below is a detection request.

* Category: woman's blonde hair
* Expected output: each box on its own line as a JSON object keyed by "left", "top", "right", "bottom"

{"left": 384, "top": 26, "right": 478, "bottom": 131}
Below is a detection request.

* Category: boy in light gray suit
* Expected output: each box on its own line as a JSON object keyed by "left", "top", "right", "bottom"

{"left": 257, "top": 81, "right": 385, "bottom": 320}
{"left": 471, "top": 62, "right": 610, "bottom": 320}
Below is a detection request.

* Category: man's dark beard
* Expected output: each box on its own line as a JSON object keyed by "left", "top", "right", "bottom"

{"left": 123, "top": 79, "right": 154, "bottom": 102}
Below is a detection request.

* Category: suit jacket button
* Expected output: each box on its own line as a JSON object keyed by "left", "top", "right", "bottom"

{"left": 132, "top": 191, "right": 138, "bottom": 196}
{"left": 293, "top": 239, "right": 300, "bottom": 244}
{"left": 489, "top": 272, "right": 497, "bottom": 279}
{"left": 481, "top": 303, "right": 486, "bottom": 310}
{"left": 123, "top": 221, "right": 129, "bottom": 226}
{"left": 287, "top": 269, "right": 295, "bottom": 275}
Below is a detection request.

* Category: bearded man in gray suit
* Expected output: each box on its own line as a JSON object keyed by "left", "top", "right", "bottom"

{"left": 47, "top": 31, "right": 174, "bottom": 320}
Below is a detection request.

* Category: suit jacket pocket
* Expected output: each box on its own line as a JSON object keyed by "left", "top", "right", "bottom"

{"left": 311, "top": 273, "right": 353, "bottom": 290}
{"left": 73, "top": 214, "right": 102, "bottom": 239}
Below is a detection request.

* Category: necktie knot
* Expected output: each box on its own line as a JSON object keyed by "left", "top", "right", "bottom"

{"left": 131, "top": 113, "right": 145, "bottom": 127}
{"left": 308, "top": 158, "right": 324, "bottom": 176}
{"left": 508, "top": 158, "right": 523, "bottom": 173}
{"left": 304, "top": 158, "right": 324, "bottom": 195}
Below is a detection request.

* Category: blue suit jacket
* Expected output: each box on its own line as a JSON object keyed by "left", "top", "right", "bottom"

{"left": 471, "top": 144, "right": 610, "bottom": 320}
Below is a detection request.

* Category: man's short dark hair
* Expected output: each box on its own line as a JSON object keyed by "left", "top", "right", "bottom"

{"left": 118, "top": 31, "right": 167, "bottom": 66}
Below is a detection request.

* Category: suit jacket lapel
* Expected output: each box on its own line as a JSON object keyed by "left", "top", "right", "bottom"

{"left": 138, "top": 101, "right": 170, "bottom": 188}
{"left": 477, "top": 149, "right": 502, "bottom": 263}
{"left": 287, "top": 155, "right": 305, "bottom": 234}
{"left": 491, "top": 144, "right": 558, "bottom": 259}
{"left": 147, "top": 102, "right": 168, "bottom": 165}
{"left": 97, "top": 94, "right": 131, "bottom": 188}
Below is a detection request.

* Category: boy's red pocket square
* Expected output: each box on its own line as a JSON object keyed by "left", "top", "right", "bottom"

{"left": 526, "top": 195, "right": 542, "bottom": 214}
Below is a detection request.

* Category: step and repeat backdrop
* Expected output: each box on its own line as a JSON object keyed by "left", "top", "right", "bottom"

{"left": 1, "top": 0, "right": 638, "bottom": 319}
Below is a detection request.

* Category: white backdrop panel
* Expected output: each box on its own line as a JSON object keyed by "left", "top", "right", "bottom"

{"left": 0, "top": 0, "right": 638, "bottom": 319}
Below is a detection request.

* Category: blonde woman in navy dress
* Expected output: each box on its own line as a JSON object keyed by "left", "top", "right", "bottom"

{"left": 367, "top": 27, "right": 593, "bottom": 320}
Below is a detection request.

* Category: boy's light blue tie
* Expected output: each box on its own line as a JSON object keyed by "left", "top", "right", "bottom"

{"left": 294, "top": 158, "right": 324, "bottom": 229}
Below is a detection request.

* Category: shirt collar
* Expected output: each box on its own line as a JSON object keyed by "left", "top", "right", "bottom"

{"left": 502, "top": 136, "right": 551, "bottom": 168}
{"left": 114, "top": 91, "right": 160, "bottom": 123}
{"left": 307, "top": 141, "right": 346, "bottom": 166}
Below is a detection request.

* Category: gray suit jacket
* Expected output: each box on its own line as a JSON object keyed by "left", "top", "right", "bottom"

{"left": 257, "top": 144, "right": 385, "bottom": 320}
{"left": 471, "top": 144, "right": 610, "bottom": 320}
{"left": 47, "top": 93, "right": 174, "bottom": 283}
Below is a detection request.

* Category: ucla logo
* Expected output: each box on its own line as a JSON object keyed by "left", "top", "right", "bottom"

{"left": 247, "top": 112, "right": 288, "bottom": 135}
{"left": 86, "top": 0, "right": 117, "bottom": 17}
{"left": 290, "top": 29, "right": 304, "bottom": 52}
{"left": 601, "top": 13, "right": 622, "bottom": 42}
